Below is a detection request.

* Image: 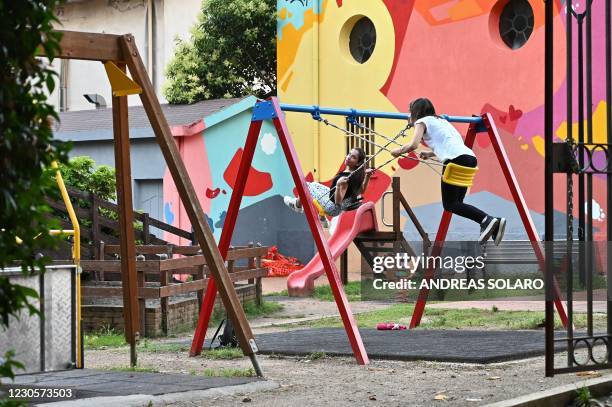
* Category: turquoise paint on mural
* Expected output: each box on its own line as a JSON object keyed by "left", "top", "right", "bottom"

{"left": 277, "top": 0, "right": 324, "bottom": 40}
{"left": 203, "top": 110, "right": 296, "bottom": 239}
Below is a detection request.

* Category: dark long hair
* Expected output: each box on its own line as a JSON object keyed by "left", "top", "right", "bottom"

{"left": 346, "top": 147, "right": 366, "bottom": 199}
{"left": 409, "top": 97, "right": 437, "bottom": 123}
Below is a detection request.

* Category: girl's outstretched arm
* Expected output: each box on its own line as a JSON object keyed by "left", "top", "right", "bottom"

{"left": 361, "top": 168, "right": 375, "bottom": 194}
{"left": 391, "top": 123, "right": 425, "bottom": 157}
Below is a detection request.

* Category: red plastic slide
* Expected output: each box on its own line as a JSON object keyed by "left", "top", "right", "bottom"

{"left": 286, "top": 201, "right": 378, "bottom": 296}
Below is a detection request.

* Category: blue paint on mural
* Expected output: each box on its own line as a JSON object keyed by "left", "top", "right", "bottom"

{"left": 277, "top": 0, "right": 324, "bottom": 40}
{"left": 204, "top": 213, "right": 215, "bottom": 233}
{"left": 215, "top": 211, "right": 227, "bottom": 229}
{"left": 164, "top": 202, "right": 175, "bottom": 225}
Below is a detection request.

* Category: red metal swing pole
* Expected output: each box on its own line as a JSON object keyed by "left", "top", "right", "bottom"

{"left": 191, "top": 97, "right": 368, "bottom": 364}
{"left": 409, "top": 124, "right": 478, "bottom": 328}
{"left": 409, "top": 114, "right": 569, "bottom": 328}
{"left": 482, "top": 114, "right": 568, "bottom": 327}
{"left": 190, "top": 119, "right": 263, "bottom": 356}
{"left": 268, "top": 97, "right": 369, "bottom": 364}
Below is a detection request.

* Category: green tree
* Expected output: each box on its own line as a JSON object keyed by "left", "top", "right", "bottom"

{"left": 0, "top": 0, "right": 69, "bottom": 388}
{"left": 59, "top": 156, "right": 116, "bottom": 202}
{"left": 163, "top": 0, "right": 276, "bottom": 103}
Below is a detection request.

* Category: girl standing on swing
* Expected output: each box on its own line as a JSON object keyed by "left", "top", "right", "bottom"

{"left": 284, "top": 147, "right": 375, "bottom": 223}
{"left": 391, "top": 97, "right": 506, "bottom": 245}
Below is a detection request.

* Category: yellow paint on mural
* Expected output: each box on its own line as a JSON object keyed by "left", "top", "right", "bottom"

{"left": 314, "top": 1, "right": 404, "bottom": 180}
{"left": 556, "top": 101, "right": 609, "bottom": 146}
{"left": 279, "top": 8, "right": 287, "bottom": 20}
{"left": 520, "top": 144, "right": 529, "bottom": 150}
{"left": 532, "top": 135, "right": 545, "bottom": 157}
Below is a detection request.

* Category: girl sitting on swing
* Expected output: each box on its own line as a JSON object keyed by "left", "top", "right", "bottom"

{"left": 284, "top": 147, "right": 374, "bottom": 224}
{"left": 391, "top": 97, "right": 506, "bottom": 245}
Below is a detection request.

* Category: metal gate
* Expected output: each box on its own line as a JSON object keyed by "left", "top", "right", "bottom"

{"left": 544, "top": 0, "right": 612, "bottom": 375}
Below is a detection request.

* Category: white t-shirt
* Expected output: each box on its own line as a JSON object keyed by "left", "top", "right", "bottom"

{"left": 414, "top": 116, "right": 475, "bottom": 163}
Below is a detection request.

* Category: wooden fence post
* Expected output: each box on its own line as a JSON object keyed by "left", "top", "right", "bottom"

{"left": 142, "top": 212, "right": 151, "bottom": 245}
{"left": 91, "top": 194, "right": 100, "bottom": 260}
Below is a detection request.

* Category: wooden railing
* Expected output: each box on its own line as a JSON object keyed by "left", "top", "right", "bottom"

{"left": 47, "top": 186, "right": 194, "bottom": 259}
{"left": 80, "top": 243, "right": 269, "bottom": 336}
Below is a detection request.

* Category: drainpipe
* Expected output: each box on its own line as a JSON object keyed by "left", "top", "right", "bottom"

{"left": 312, "top": 1, "right": 320, "bottom": 180}
{"left": 145, "top": 0, "right": 154, "bottom": 84}
{"left": 60, "top": 59, "right": 68, "bottom": 112}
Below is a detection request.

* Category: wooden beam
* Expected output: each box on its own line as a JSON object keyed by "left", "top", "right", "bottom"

{"left": 118, "top": 34, "right": 261, "bottom": 373}
{"left": 39, "top": 31, "right": 125, "bottom": 62}
{"left": 112, "top": 63, "right": 140, "bottom": 367}
{"left": 80, "top": 260, "right": 160, "bottom": 272}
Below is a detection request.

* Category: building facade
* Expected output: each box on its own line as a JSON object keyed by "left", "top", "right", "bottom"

{"left": 50, "top": 0, "right": 201, "bottom": 111}
{"left": 277, "top": 0, "right": 608, "bottom": 242}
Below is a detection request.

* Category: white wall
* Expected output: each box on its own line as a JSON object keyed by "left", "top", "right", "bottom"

{"left": 51, "top": 0, "right": 201, "bottom": 111}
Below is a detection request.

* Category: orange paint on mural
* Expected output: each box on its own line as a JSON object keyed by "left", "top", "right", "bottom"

{"left": 416, "top": 0, "right": 554, "bottom": 27}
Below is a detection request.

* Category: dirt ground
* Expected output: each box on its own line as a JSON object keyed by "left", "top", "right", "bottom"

{"left": 86, "top": 347, "right": 603, "bottom": 406}
{"left": 84, "top": 296, "right": 610, "bottom": 407}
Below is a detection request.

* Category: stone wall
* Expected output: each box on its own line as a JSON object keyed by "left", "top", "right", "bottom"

{"left": 82, "top": 283, "right": 256, "bottom": 337}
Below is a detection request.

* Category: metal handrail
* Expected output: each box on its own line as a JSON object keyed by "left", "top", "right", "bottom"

{"left": 51, "top": 161, "right": 82, "bottom": 369}
{"left": 380, "top": 191, "right": 393, "bottom": 227}
{"left": 51, "top": 161, "right": 80, "bottom": 267}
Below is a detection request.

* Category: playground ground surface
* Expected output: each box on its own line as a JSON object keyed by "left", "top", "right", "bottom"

{"left": 74, "top": 294, "right": 609, "bottom": 406}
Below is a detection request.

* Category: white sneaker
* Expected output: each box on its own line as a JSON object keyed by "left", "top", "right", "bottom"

{"left": 284, "top": 196, "right": 303, "bottom": 213}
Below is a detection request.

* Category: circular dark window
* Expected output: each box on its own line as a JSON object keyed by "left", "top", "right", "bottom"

{"left": 499, "top": 0, "right": 534, "bottom": 50}
{"left": 349, "top": 17, "right": 376, "bottom": 63}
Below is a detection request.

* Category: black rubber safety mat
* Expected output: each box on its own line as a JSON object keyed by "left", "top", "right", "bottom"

{"left": 1, "top": 369, "right": 261, "bottom": 403}
{"left": 255, "top": 328, "right": 568, "bottom": 363}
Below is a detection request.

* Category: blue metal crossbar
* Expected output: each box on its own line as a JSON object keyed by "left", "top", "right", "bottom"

{"left": 279, "top": 103, "right": 484, "bottom": 125}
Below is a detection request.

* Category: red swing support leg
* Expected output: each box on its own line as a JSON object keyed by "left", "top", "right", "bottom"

{"left": 191, "top": 97, "right": 369, "bottom": 364}
{"left": 409, "top": 114, "right": 568, "bottom": 329}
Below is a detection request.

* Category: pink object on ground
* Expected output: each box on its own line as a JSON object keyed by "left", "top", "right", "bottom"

{"left": 286, "top": 201, "right": 378, "bottom": 297}
{"left": 376, "top": 323, "right": 407, "bottom": 330}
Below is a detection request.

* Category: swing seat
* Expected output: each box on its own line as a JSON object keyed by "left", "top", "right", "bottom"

{"left": 312, "top": 199, "right": 328, "bottom": 217}
{"left": 442, "top": 163, "right": 478, "bottom": 187}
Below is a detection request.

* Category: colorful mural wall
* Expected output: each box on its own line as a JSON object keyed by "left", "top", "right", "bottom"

{"left": 162, "top": 97, "right": 317, "bottom": 261}
{"left": 277, "top": 0, "right": 609, "bottom": 242}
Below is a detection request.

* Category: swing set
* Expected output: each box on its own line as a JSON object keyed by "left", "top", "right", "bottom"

{"left": 190, "top": 97, "right": 569, "bottom": 365}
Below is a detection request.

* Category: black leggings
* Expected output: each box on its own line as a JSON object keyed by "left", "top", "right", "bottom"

{"left": 441, "top": 155, "right": 488, "bottom": 224}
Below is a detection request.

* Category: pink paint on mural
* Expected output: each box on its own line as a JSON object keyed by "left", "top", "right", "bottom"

{"left": 379, "top": 0, "right": 416, "bottom": 95}
{"left": 384, "top": 6, "right": 566, "bottom": 120}
{"left": 162, "top": 131, "right": 212, "bottom": 246}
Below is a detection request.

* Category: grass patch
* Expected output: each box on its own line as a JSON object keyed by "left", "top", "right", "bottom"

{"left": 265, "top": 282, "right": 363, "bottom": 302}
{"left": 265, "top": 289, "right": 288, "bottom": 297}
{"left": 202, "top": 368, "right": 256, "bottom": 377}
{"left": 285, "top": 303, "right": 608, "bottom": 331}
{"left": 84, "top": 327, "right": 126, "bottom": 349}
{"left": 211, "top": 299, "right": 284, "bottom": 324}
{"left": 107, "top": 366, "right": 159, "bottom": 373}
{"left": 312, "top": 281, "right": 362, "bottom": 302}
{"left": 200, "top": 347, "right": 244, "bottom": 359}
{"left": 307, "top": 351, "right": 326, "bottom": 360}
{"left": 138, "top": 340, "right": 190, "bottom": 353}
